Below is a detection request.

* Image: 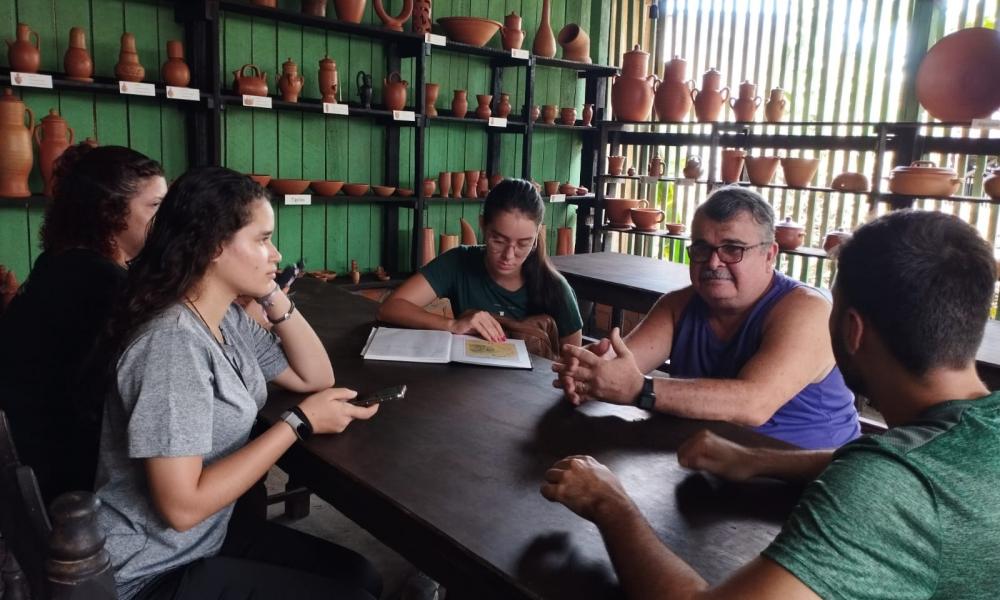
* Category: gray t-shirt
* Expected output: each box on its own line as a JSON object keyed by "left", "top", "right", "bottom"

{"left": 94, "top": 303, "right": 289, "bottom": 600}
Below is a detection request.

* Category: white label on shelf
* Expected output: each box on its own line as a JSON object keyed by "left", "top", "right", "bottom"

{"left": 488, "top": 117, "right": 507, "bottom": 128}
{"left": 165, "top": 86, "right": 200, "bottom": 101}
{"left": 549, "top": 193, "right": 566, "bottom": 203}
{"left": 424, "top": 33, "right": 446, "bottom": 46}
{"left": 510, "top": 49, "right": 530, "bottom": 60}
{"left": 119, "top": 81, "right": 155, "bottom": 96}
{"left": 242, "top": 94, "right": 272, "bottom": 109}
{"left": 323, "top": 102, "right": 349, "bottom": 115}
{"left": 971, "top": 118, "right": 1000, "bottom": 129}
{"left": 10, "top": 72, "right": 52, "bottom": 89}
{"left": 639, "top": 176, "right": 658, "bottom": 185}
{"left": 393, "top": 110, "right": 416, "bottom": 122}
{"left": 284, "top": 194, "right": 312, "bottom": 206}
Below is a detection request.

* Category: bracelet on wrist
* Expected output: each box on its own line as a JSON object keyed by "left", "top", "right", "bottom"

{"left": 289, "top": 405, "right": 314, "bottom": 438}
{"left": 256, "top": 285, "right": 281, "bottom": 309}
{"left": 267, "top": 298, "right": 296, "bottom": 325}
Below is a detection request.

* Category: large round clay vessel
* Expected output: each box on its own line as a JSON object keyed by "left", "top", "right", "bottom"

{"left": 691, "top": 68, "right": 728, "bottom": 123}
{"left": 373, "top": 0, "right": 413, "bottom": 31}
{"left": 279, "top": 58, "right": 305, "bottom": 102}
{"left": 302, "top": 0, "right": 328, "bottom": 16}
{"left": 654, "top": 55, "right": 694, "bottom": 122}
{"left": 115, "top": 33, "right": 145, "bottom": 82}
{"left": 161, "top": 40, "right": 190, "bottom": 87}
{"left": 451, "top": 89, "right": 467, "bottom": 118}
{"left": 6, "top": 23, "right": 40, "bottom": 73}
{"left": 412, "top": 0, "right": 432, "bottom": 34}
{"left": 532, "top": 0, "right": 556, "bottom": 58}
{"left": 611, "top": 45, "right": 658, "bottom": 121}
{"left": 334, "top": 0, "right": 367, "bottom": 23}
{"left": 557, "top": 24, "right": 590, "bottom": 63}
{"left": 64, "top": 27, "right": 93, "bottom": 82}
{"left": 34, "top": 109, "right": 74, "bottom": 197}
{"left": 318, "top": 56, "right": 339, "bottom": 103}
{"left": 0, "top": 88, "right": 35, "bottom": 198}
{"left": 729, "top": 80, "right": 761, "bottom": 122}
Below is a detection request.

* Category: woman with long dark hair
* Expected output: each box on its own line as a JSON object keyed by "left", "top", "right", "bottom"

{"left": 0, "top": 143, "right": 166, "bottom": 502}
{"left": 378, "top": 178, "right": 583, "bottom": 347}
{"left": 95, "top": 167, "right": 381, "bottom": 600}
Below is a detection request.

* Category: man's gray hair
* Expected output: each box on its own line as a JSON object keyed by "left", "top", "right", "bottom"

{"left": 694, "top": 186, "right": 775, "bottom": 242}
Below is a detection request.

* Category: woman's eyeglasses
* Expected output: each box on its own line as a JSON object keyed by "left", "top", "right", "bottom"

{"left": 485, "top": 234, "right": 536, "bottom": 257}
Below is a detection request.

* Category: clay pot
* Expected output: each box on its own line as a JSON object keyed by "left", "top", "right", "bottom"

{"left": 248, "top": 173, "right": 271, "bottom": 187}
{"left": 730, "top": 80, "right": 761, "bottom": 122}
{"left": 887, "top": 161, "right": 961, "bottom": 197}
{"left": 533, "top": 0, "right": 556, "bottom": 58}
{"left": 559, "top": 183, "right": 577, "bottom": 195}
{"left": 302, "top": 0, "right": 328, "bottom": 16}
{"left": 582, "top": 103, "right": 594, "bottom": 126}
{"left": 161, "top": 40, "right": 190, "bottom": 87}
{"left": 631, "top": 208, "right": 665, "bottom": 231}
{"left": 683, "top": 154, "right": 702, "bottom": 179}
{"left": 823, "top": 229, "right": 852, "bottom": 253}
{"left": 485, "top": 174, "right": 500, "bottom": 190}
{"left": 64, "top": 27, "right": 93, "bottom": 82}
{"left": 319, "top": 56, "right": 339, "bottom": 103}
{"left": 543, "top": 181, "right": 560, "bottom": 196}
{"left": 529, "top": 105, "right": 540, "bottom": 122}
{"left": 373, "top": 0, "right": 413, "bottom": 31}
{"left": 334, "top": 0, "right": 367, "bottom": 23}
{"left": 34, "top": 109, "right": 74, "bottom": 198}
{"left": 627, "top": 167, "right": 636, "bottom": 176}
{"left": 437, "top": 17, "right": 502, "bottom": 47}
{"left": 647, "top": 155, "right": 663, "bottom": 177}
{"left": 412, "top": 0, "right": 432, "bottom": 34}
{"left": 765, "top": 88, "right": 787, "bottom": 123}
{"left": 350, "top": 270, "right": 361, "bottom": 285}
{"left": 420, "top": 227, "right": 436, "bottom": 266}
{"left": 115, "top": 33, "right": 145, "bottom": 83}
{"left": 781, "top": 157, "right": 820, "bottom": 188}
{"left": 541, "top": 104, "right": 557, "bottom": 124}
{"left": 437, "top": 172, "right": 450, "bottom": 197}
{"left": 501, "top": 12, "right": 525, "bottom": 51}
{"left": 422, "top": 178, "right": 436, "bottom": 197}
{"left": 278, "top": 58, "right": 305, "bottom": 102}
{"left": 451, "top": 90, "right": 468, "bottom": 118}
{"left": 477, "top": 171, "right": 488, "bottom": 197}
{"left": 496, "top": 93, "right": 511, "bottom": 118}
{"left": 556, "top": 227, "right": 574, "bottom": 256}
{"left": 475, "top": 94, "right": 492, "bottom": 119}
{"left": 342, "top": 183, "right": 369, "bottom": 196}
{"left": 831, "top": 172, "right": 870, "bottom": 192}
{"left": 233, "top": 63, "right": 268, "bottom": 96}
{"left": 654, "top": 55, "right": 694, "bottom": 122}
{"left": 745, "top": 155, "right": 780, "bottom": 186}
{"left": 604, "top": 198, "right": 648, "bottom": 227}
{"left": 372, "top": 185, "right": 395, "bottom": 197}
{"left": 383, "top": 71, "right": 408, "bottom": 111}
{"left": 915, "top": 27, "right": 1000, "bottom": 122}
{"left": 311, "top": 180, "right": 344, "bottom": 195}
{"left": 450, "top": 171, "right": 465, "bottom": 198}
{"left": 720, "top": 148, "right": 746, "bottom": 184}
{"left": 460, "top": 218, "right": 478, "bottom": 245}
{"left": 774, "top": 217, "right": 805, "bottom": 251}
{"left": 464, "top": 169, "right": 479, "bottom": 198}
{"left": 269, "top": 179, "right": 310, "bottom": 195}
{"left": 612, "top": 45, "right": 658, "bottom": 121}
{"left": 440, "top": 233, "right": 459, "bottom": 255}
{"left": 7, "top": 23, "right": 39, "bottom": 73}
{"left": 665, "top": 223, "right": 686, "bottom": 235}
{"left": 607, "top": 155, "right": 625, "bottom": 176}
{"left": 557, "top": 24, "right": 590, "bottom": 63}
{"left": 0, "top": 88, "right": 35, "bottom": 198}
{"left": 691, "top": 68, "right": 729, "bottom": 123}
{"left": 424, "top": 83, "right": 439, "bottom": 116}
{"left": 560, "top": 107, "right": 577, "bottom": 125}
{"left": 984, "top": 168, "right": 1000, "bottom": 200}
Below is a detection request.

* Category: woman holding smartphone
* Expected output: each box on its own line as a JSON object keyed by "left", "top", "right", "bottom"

{"left": 95, "top": 167, "right": 381, "bottom": 600}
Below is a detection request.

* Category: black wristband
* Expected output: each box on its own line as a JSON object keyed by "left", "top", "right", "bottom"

{"left": 289, "top": 405, "right": 314, "bottom": 439}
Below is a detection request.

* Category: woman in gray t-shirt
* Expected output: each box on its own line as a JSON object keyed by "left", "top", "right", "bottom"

{"left": 95, "top": 167, "right": 381, "bottom": 600}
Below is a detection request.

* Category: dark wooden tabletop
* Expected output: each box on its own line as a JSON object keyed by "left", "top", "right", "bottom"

{"left": 262, "top": 278, "right": 800, "bottom": 600}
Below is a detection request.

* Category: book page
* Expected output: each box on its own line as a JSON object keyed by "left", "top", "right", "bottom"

{"left": 449, "top": 335, "right": 532, "bottom": 369}
{"left": 361, "top": 327, "right": 452, "bottom": 363}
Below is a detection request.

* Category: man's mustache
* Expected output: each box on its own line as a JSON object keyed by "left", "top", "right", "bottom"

{"left": 699, "top": 268, "right": 733, "bottom": 281}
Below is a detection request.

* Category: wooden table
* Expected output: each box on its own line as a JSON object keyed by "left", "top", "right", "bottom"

{"left": 262, "top": 278, "right": 799, "bottom": 600}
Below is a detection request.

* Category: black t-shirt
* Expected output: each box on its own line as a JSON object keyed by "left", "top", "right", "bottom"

{"left": 0, "top": 248, "right": 125, "bottom": 502}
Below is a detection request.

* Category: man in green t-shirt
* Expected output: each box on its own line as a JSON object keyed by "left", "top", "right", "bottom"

{"left": 541, "top": 210, "right": 1000, "bottom": 599}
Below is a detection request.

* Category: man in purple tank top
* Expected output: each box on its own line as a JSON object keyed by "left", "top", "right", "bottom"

{"left": 554, "top": 187, "right": 860, "bottom": 449}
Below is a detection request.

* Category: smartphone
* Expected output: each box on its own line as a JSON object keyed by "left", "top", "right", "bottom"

{"left": 350, "top": 385, "right": 407, "bottom": 407}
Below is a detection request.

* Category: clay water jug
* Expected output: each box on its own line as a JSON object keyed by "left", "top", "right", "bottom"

{"left": 765, "top": 87, "right": 787, "bottom": 123}
{"left": 475, "top": 95, "right": 492, "bottom": 119}
{"left": 374, "top": 0, "right": 413, "bottom": 31}
{"left": 278, "top": 58, "right": 305, "bottom": 102}
{"left": 7, "top": 23, "right": 39, "bottom": 73}
{"left": 318, "top": 56, "right": 339, "bottom": 103}
{"left": 425, "top": 82, "right": 439, "bottom": 116}
{"left": 302, "top": 0, "right": 327, "bottom": 16}
{"left": 532, "top": 0, "right": 556, "bottom": 58}
{"left": 115, "top": 33, "right": 145, "bottom": 82}
{"left": 582, "top": 103, "right": 594, "bottom": 125}
{"left": 691, "top": 68, "right": 729, "bottom": 123}
{"left": 233, "top": 64, "right": 268, "bottom": 96}
{"left": 357, "top": 70, "right": 373, "bottom": 108}
{"left": 501, "top": 12, "right": 525, "bottom": 51}
{"left": 64, "top": 27, "right": 93, "bottom": 82}
{"left": 412, "top": 0, "right": 432, "bottom": 34}
{"left": 334, "top": 0, "right": 367, "bottom": 23}
{"left": 383, "top": 72, "right": 408, "bottom": 110}
{"left": 556, "top": 227, "right": 573, "bottom": 255}
{"left": 611, "top": 45, "right": 658, "bottom": 121}
{"left": 451, "top": 89, "right": 468, "bottom": 118}
{"left": 654, "top": 55, "right": 694, "bottom": 122}
{"left": 496, "top": 93, "right": 511, "bottom": 118}
{"left": 729, "top": 80, "right": 761, "bottom": 122}
{"left": 35, "top": 109, "right": 74, "bottom": 197}
{"left": 0, "top": 88, "right": 35, "bottom": 198}
{"left": 161, "top": 40, "right": 190, "bottom": 87}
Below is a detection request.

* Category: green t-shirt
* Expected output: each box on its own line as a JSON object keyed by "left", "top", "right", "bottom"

{"left": 764, "top": 391, "right": 1000, "bottom": 599}
{"left": 419, "top": 245, "right": 583, "bottom": 338}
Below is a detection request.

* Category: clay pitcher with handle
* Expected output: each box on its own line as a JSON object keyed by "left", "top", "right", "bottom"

{"left": 233, "top": 64, "right": 268, "bottom": 96}
{"left": 765, "top": 87, "right": 787, "bottom": 123}
{"left": 7, "top": 23, "right": 40, "bottom": 73}
{"left": 0, "top": 88, "right": 35, "bottom": 198}
{"left": 611, "top": 45, "right": 658, "bottom": 121}
{"left": 373, "top": 0, "right": 413, "bottom": 31}
{"left": 729, "top": 80, "right": 761, "bottom": 122}
{"left": 383, "top": 71, "right": 408, "bottom": 111}
{"left": 34, "top": 108, "right": 74, "bottom": 197}
{"left": 654, "top": 55, "right": 694, "bottom": 122}
{"left": 501, "top": 12, "right": 525, "bottom": 51}
{"left": 278, "top": 57, "right": 305, "bottom": 102}
{"left": 691, "top": 68, "right": 729, "bottom": 123}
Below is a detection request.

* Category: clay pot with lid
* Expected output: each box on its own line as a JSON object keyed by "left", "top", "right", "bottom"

{"left": 654, "top": 55, "right": 694, "bottom": 122}
{"left": 233, "top": 64, "right": 268, "bottom": 96}
{"left": 64, "top": 27, "right": 93, "bottom": 82}
{"left": 279, "top": 58, "right": 305, "bottom": 102}
{"left": 691, "top": 68, "right": 729, "bottom": 123}
{"left": 496, "top": 93, "right": 511, "bottom": 118}
{"left": 0, "top": 88, "right": 35, "bottom": 198}
{"left": 451, "top": 90, "right": 468, "bottom": 118}
{"left": 558, "top": 24, "right": 591, "bottom": 63}
{"left": 887, "top": 161, "right": 961, "bottom": 197}
{"left": 7, "top": 23, "right": 40, "bottom": 73}
{"left": 425, "top": 83, "right": 440, "bottom": 116}
{"left": 774, "top": 217, "right": 805, "bottom": 251}
{"left": 115, "top": 33, "right": 145, "bottom": 82}
{"left": 604, "top": 198, "right": 648, "bottom": 227}
{"left": 781, "top": 157, "right": 820, "bottom": 188}
{"left": 161, "top": 40, "right": 190, "bottom": 87}
{"left": 720, "top": 148, "right": 746, "bottom": 184}
{"left": 35, "top": 109, "right": 74, "bottom": 197}
{"left": 501, "top": 12, "right": 525, "bottom": 51}
{"left": 611, "top": 45, "right": 658, "bottom": 122}
{"left": 533, "top": 0, "right": 556, "bottom": 58}
{"left": 765, "top": 88, "right": 787, "bottom": 123}
{"left": 383, "top": 71, "right": 408, "bottom": 111}
{"left": 823, "top": 229, "right": 852, "bottom": 254}
{"left": 334, "top": 0, "right": 367, "bottom": 23}
{"left": 374, "top": 0, "right": 413, "bottom": 31}
{"left": 745, "top": 155, "right": 780, "bottom": 185}
{"left": 730, "top": 80, "right": 762, "bottom": 122}
{"left": 319, "top": 56, "right": 339, "bottom": 103}
{"left": 984, "top": 168, "right": 1000, "bottom": 200}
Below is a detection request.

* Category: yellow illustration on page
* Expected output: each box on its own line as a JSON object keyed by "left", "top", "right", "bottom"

{"left": 465, "top": 339, "right": 517, "bottom": 359}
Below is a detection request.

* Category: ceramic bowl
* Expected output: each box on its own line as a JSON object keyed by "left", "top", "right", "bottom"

{"left": 248, "top": 173, "right": 271, "bottom": 187}
{"left": 372, "top": 185, "right": 396, "bottom": 197}
{"left": 396, "top": 188, "right": 414, "bottom": 197}
{"left": 780, "top": 157, "right": 820, "bottom": 188}
{"left": 831, "top": 172, "right": 870, "bottom": 192}
{"left": 268, "top": 178, "right": 310, "bottom": 195}
{"left": 665, "top": 223, "right": 686, "bottom": 235}
{"left": 311, "top": 180, "right": 344, "bottom": 196}
{"left": 342, "top": 183, "right": 370, "bottom": 197}
{"left": 544, "top": 181, "right": 560, "bottom": 196}
{"left": 437, "top": 16, "right": 502, "bottom": 47}
{"left": 559, "top": 183, "right": 577, "bottom": 195}
{"left": 745, "top": 156, "right": 780, "bottom": 186}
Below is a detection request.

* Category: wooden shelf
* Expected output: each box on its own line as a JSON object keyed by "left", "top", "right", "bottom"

{"left": 880, "top": 192, "right": 1000, "bottom": 205}
{"left": 533, "top": 121, "right": 598, "bottom": 132}
{"left": 270, "top": 193, "right": 417, "bottom": 207}
{"left": 220, "top": 95, "right": 422, "bottom": 125}
{"left": 426, "top": 114, "right": 526, "bottom": 132}
{"left": 723, "top": 180, "right": 876, "bottom": 196}
{"left": 0, "top": 71, "right": 211, "bottom": 104}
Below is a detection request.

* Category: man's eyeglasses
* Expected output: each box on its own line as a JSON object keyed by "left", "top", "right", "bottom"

{"left": 485, "top": 234, "right": 536, "bottom": 257}
{"left": 686, "top": 241, "right": 770, "bottom": 264}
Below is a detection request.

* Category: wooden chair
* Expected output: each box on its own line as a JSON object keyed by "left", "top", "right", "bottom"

{"left": 0, "top": 410, "right": 116, "bottom": 600}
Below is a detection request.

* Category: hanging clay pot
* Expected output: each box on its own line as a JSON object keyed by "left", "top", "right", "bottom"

{"left": 496, "top": 93, "right": 511, "bottom": 118}
{"left": 412, "top": 0, "right": 432, "bottom": 34}
{"left": 450, "top": 171, "right": 465, "bottom": 198}
{"left": 691, "top": 68, "right": 729, "bottom": 123}
{"left": 279, "top": 58, "right": 305, "bottom": 102}
{"left": 425, "top": 82, "right": 439, "bottom": 116}
{"left": 34, "top": 109, "right": 74, "bottom": 197}
{"left": 64, "top": 27, "right": 93, "bottom": 82}
{"left": 0, "top": 88, "right": 35, "bottom": 198}
{"left": 765, "top": 87, "right": 787, "bottom": 123}
{"left": 421, "top": 227, "right": 436, "bottom": 266}
{"left": 463, "top": 170, "right": 479, "bottom": 198}
{"left": 611, "top": 45, "right": 658, "bottom": 121}
{"left": 720, "top": 148, "right": 746, "bottom": 184}
{"left": 532, "top": 0, "right": 556, "bottom": 58}
{"left": 557, "top": 24, "right": 590, "bottom": 63}
{"left": 161, "top": 40, "right": 190, "bottom": 87}
{"left": 729, "top": 80, "right": 761, "bottom": 122}
{"left": 439, "top": 233, "right": 459, "bottom": 255}
{"left": 654, "top": 55, "right": 694, "bottom": 122}
{"left": 438, "top": 171, "right": 450, "bottom": 197}
{"left": 501, "top": 12, "right": 525, "bottom": 51}
{"left": 582, "top": 103, "right": 594, "bottom": 125}
{"left": 374, "top": 0, "right": 413, "bottom": 31}
{"left": 319, "top": 56, "right": 339, "bottom": 103}
{"left": 7, "top": 23, "right": 40, "bottom": 73}
{"left": 460, "top": 217, "right": 477, "bottom": 245}
{"left": 334, "top": 0, "right": 367, "bottom": 23}
{"left": 475, "top": 94, "right": 492, "bottom": 119}
{"left": 451, "top": 89, "right": 468, "bottom": 118}
{"left": 302, "top": 0, "right": 328, "bottom": 16}
{"left": 115, "top": 33, "right": 145, "bottom": 82}
{"left": 556, "top": 227, "right": 574, "bottom": 256}
{"left": 383, "top": 71, "right": 408, "bottom": 111}
{"left": 233, "top": 64, "right": 268, "bottom": 96}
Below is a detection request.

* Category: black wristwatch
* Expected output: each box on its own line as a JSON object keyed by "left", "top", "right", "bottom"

{"left": 281, "top": 406, "right": 313, "bottom": 441}
{"left": 635, "top": 375, "right": 656, "bottom": 410}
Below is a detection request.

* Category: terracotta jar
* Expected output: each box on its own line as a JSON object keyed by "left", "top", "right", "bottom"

{"left": 496, "top": 93, "right": 511, "bottom": 118}
{"left": 730, "top": 80, "right": 761, "bottom": 122}
{"left": 604, "top": 198, "right": 648, "bottom": 227}
{"left": 720, "top": 148, "right": 746, "bottom": 184}
{"left": 319, "top": 56, "right": 339, "bottom": 103}
{"left": 475, "top": 94, "right": 492, "bottom": 119}
{"left": 161, "top": 40, "right": 190, "bottom": 87}
{"left": 334, "top": 0, "right": 367, "bottom": 23}
{"left": 823, "top": 229, "right": 852, "bottom": 253}
{"left": 765, "top": 87, "right": 787, "bottom": 123}
{"left": 374, "top": 0, "right": 413, "bottom": 31}
{"left": 450, "top": 171, "right": 465, "bottom": 198}
{"left": 582, "top": 103, "right": 594, "bottom": 126}
{"left": 7, "top": 23, "right": 40, "bottom": 73}
{"left": 611, "top": 45, "right": 658, "bottom": 121}
{"left": 420, "top": 227, "right": 436, "bottom": 266}
{"left": 425, "top": 82, "right": 439, "bottom": 116}
{"left": 647, "top": 154, "right": 663, "bottom": 177}
{"left": 464, "top": 169, "right": 480, "bottom": 197}
{"left": 477, "top": 170, "right": 488, "bottom": 197}
{"left": 302, "top": 0, "right": 328, "bottom": 16}
{"left": 233, "top": 64, "right": 268, "bottom": 96}
{"left": 556, "top": 227, "right": 574, "bottom": 256}
{"left": 438, "top": 171, "right": 450, "bottom": 197}
{"left": 0, "top": 88, "right": 35, "bottom": 198}
{"left": 557, "top": 24, "right": 590, "bottom": 63}
{"left": 529, "top": 105, "right": 540, "bottom": 122}
{"left": 440, "top": 233, "right": 459, "bottom": 255}
{"left": 831, "top": 172, "right": 870, "bottom": 192}
{"left": 533, "top": 0, "right": 556, "bottom": 58}
{"left": 691, "top": 68, "right": 729, "bottom": 123}
{"left": 115, "top": 33, "right": 145, "bottom": 82}
{"left": 774, "top": 217, "right": 805, "bottom": 251}
{"left": 745, "top": 155, "right": 780, "bottom": 185}
{"left": 607, "top": 155, "right": 625, "bottom": 176}
{"left": 501, "top": 12, "right": 525, "bottom": 51}
{"left": 541, "top": 104, "right": 557, "bottom": 124}
{"left": 35, "top": 109, "right": 74, "bottom": 197}
{"left": 383, "top": 71, "right": 408, "bottom": 111}
{"left": 451, "top": 90, "right": 468, "bottom": 118}
{"left": 683, "top": 155, "right": 702, "bottom": 179}
{"left": 654, "top": 55, "right": 694, "bottom": 122}
{"left": 560, "top": 107, "right": 576, "bottom": 125}
{"left": 412, "top": 0, "right": 432, "bottom": 34}
{"left": 422, "top": 178, "right": 436, "bottom": 197}
{"left": 64, "top": 27, "right": 93, "bottom": 82}
{"left": 278, "top": 58, "right": 304, "bottom": 102}
{"left": 781, "top": 157, "right": 820, "bottom": 188}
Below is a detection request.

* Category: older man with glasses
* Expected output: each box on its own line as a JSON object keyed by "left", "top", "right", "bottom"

{"left": 553, "top": 186, "right": 859, "bottom": 449}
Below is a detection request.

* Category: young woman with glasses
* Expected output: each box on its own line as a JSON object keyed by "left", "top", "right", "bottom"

{"left": 378, "top": 178, "right": 583, "bottom": 347}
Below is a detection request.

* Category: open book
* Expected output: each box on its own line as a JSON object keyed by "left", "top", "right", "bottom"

{"left": 361, "top": 326, "right": 532, "bottom": 369}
